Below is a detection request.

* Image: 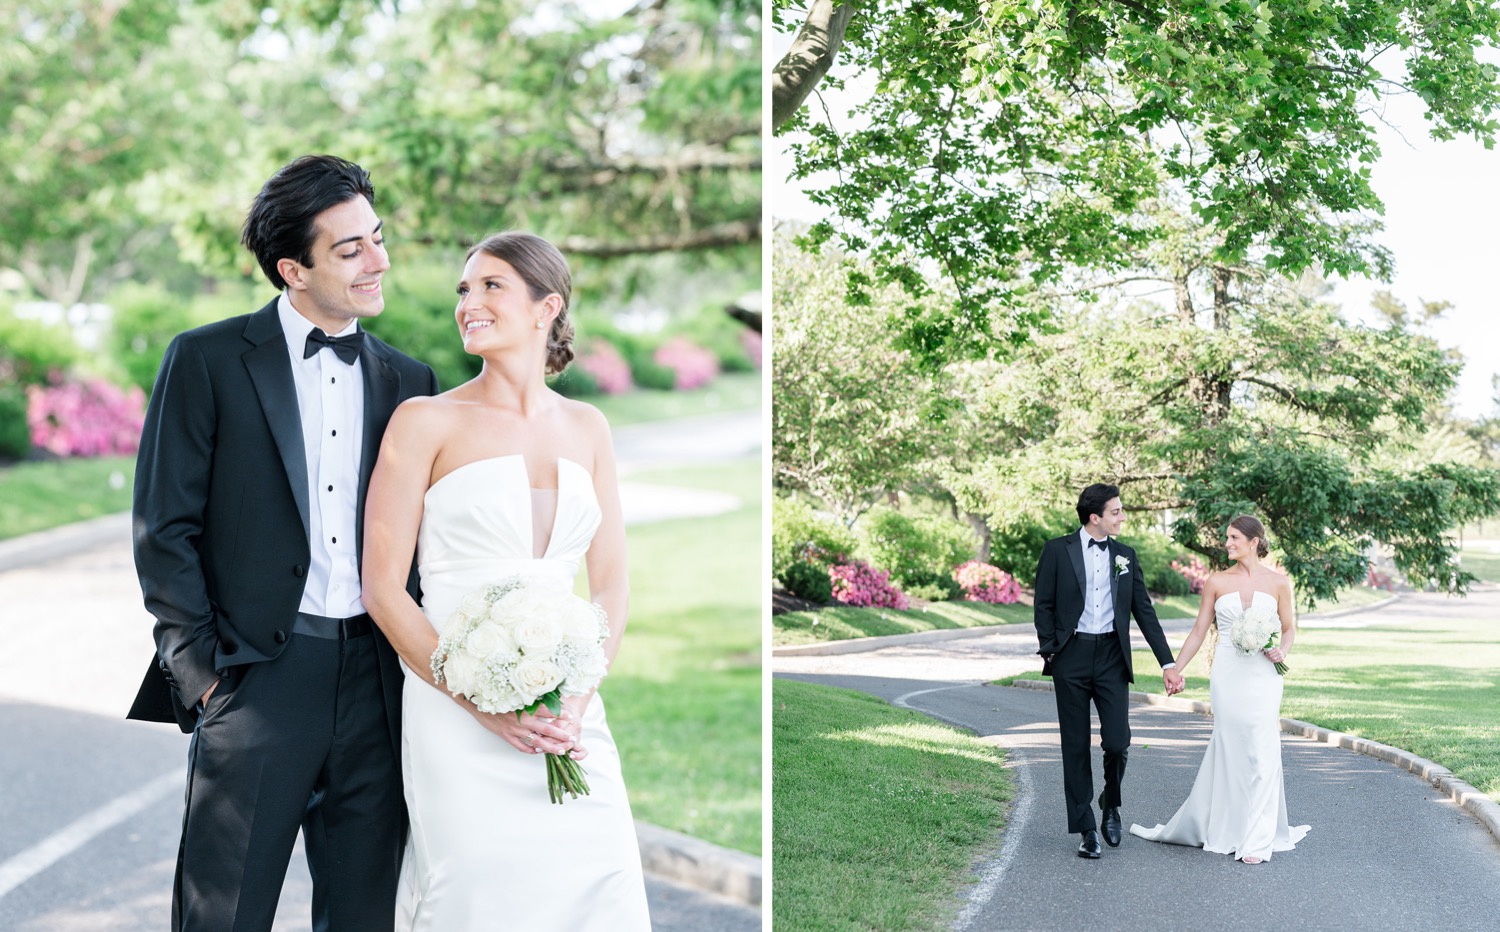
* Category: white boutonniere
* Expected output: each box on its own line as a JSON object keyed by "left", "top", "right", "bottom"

{"left": 1114, "top": 555, "right": 1130, "bottom": 577}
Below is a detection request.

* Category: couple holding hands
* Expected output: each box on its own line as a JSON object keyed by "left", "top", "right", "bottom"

{"left": 1035, "top": 484, "right": 1310, "bottom": 863}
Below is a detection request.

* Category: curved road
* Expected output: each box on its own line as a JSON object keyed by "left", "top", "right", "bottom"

{"left": 775, "top": 590, "right": 1500, "bottom": 931}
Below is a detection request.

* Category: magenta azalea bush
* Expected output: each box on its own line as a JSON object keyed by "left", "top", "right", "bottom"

{"left": 829, "top": 559, "right": 908, "bottom": 609}
{"left": 952, "top": 560, "right": 1021, "bottom": 604}
{"left": 28, "top": 376, "right": 145, "bottom": 457}
{"left": 576, "top": 342, "right": 634, "bottom": 395}
{"left": 653, "top": 337, "right": 720, "bottom": 390}
{"left": 1171, "top": 556, "right": 1210, "bottom": 594}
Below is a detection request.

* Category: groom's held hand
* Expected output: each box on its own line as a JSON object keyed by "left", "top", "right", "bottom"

{"left": 1163, "top": 668, "right": 1184, "bottom": 696}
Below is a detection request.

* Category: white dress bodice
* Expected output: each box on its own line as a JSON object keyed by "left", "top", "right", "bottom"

{"left": 397, "top": 454, "right": 649, "bottom": 930}
{"left": 416, "top": 455, "right": 600, "bottom": 632}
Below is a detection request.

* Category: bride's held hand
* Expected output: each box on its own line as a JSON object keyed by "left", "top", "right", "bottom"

{"left": 464, "top": 703, "right": 585, "bottom": 757}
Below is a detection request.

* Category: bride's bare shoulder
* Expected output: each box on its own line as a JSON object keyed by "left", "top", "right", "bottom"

{"left": 1203, "top": 571, "right": 1235, "bottom": 594}
{"left": 555, "top": 395, "right": 613, "bottom": 439}
{"left": 1262, "top": 567, "right": 1293, "bottom": 594}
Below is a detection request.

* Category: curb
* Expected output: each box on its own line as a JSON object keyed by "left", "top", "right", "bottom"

{"left": 0, "top": 512, "right": 131, "bottom": 574}
{"left": 636, "top": 821, "right": 762, "bottom": 907}
{"left": 1007, "top": 679, "right": 1500, "bottom": 847}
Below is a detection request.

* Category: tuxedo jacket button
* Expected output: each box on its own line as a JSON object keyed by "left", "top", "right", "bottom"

{"left": 274, "top": 630, "right": 288, "bottom": 644}
{"left": 293, "top": 565, "right": 306, "bottom": 578}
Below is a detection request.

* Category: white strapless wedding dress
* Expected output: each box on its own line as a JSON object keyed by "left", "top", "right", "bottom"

{"left": 1129, "top": 590, "right": 1310, "bottom": 861}
{"left": 396, "top": 455, "right": 651, "bottom": 930}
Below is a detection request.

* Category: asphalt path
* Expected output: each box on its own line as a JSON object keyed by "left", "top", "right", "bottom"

{"left": 0, "top": 411, "right": 762, "bottom": 931}
{"left": 773, "top": 590, "right": 1500, "bottom": 932}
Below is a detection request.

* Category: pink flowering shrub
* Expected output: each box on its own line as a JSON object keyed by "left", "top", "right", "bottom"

{"left": 576, "top": 342, "right": 634, "bottom": 394}
{"left": 27, "top": 376, "right": 145, "bottom": 457}
{"left": 829, "top": 559, "right": 909, "bottom": 609}
{"left": 653, "top": 337, "right": 720, "bottom": 390}
{"left": 952, "top": 560, "right": 1021, "bottom": 604}
{"left": 740, "top": 329, "right": 762, "bottom": 368}
{"left": 1170, "top": 556, "right": 1210, "bottom": 594}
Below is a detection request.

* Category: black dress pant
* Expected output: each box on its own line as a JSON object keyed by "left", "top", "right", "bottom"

{"left": 1051, "top": 632, "right": 1130, "bottom": 834}
{"left": 174, "top": 632, "right": 404, "bottom": 931}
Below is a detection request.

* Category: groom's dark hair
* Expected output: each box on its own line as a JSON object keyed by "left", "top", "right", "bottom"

{"left": 1076, "top": 483, "right": 1120, "bottom": 526}
{"left": 241, "top": 154, "right": 377, "bottom": 290}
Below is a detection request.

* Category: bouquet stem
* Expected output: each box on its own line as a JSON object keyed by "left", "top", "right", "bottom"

{"left": 545, "top": 752, "right": 591, "bottom": 804}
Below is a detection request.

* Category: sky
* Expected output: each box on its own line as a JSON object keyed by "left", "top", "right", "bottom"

{"left": 770, "top": 35, "right": 1500, "bottom": 420}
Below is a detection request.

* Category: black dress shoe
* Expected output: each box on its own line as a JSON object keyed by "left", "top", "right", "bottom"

{"left": 1099, "top": 793, "right": 1122, "bottom": 847}
{"left": 1077, "top": 830, "right": 1102, "bottom": 859}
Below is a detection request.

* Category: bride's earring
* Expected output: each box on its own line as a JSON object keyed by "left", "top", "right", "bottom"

{"left": 535, "top": 319, "right": 546, "bottom": 329}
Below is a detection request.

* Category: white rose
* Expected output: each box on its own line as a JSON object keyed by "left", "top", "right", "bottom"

{"left": 562, "top": 650, "right": 608, "bottom": 695}
{"left": 513, "top": 615, "right": 563, "bottom": 656}
{"left": 489, "top": 586, "right": 548, "bottom": 628}
{"left": 557, "top": 599, "right": 606, "bottom": 642}
{"left": 510, "top": 658, "right": 564, "bottom": 702}
{"left": 464, "top": 621, "right": 517, "bottom": 661}
{"left": 441, "top": 651, "right": 482, "bottom": 699}
{"left": 459, "top": 588, "right": 491, "bottom": 619}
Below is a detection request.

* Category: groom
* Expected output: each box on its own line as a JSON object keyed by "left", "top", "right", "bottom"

{"left": 1033, "top": 483, "right": 1183, "bottom": 859}
{"left": 127, "top": 155, "right": 438, "bottom": 930}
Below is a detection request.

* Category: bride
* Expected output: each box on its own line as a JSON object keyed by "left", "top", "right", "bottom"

{"left": 362, "top": 232, "right": 651, "bottom": 928}
{"left": 1128, "top": 514, "right": 1310, "bottom": 863}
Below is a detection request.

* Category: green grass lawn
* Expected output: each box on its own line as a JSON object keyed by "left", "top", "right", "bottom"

{"left": 1457, "top": 547, "right": 1500, "bottom": 584}
{"left": 603, "top": 456, "right": 761, "bottom": 854}
{"left": 1004, "top": 611, "right": 1500, "bottom": 800}
{"left": 773, "top": 679, "right": 1012, "bottom": 931}
{"left": 774, "top": 601, "right": 1034, "bottom": 646}
{"left": 774, "top": 592, "right": 1196, "bottom": 647}
{"left": 0, "top": 456, "right": 136, "bottom": 541}
{"left": 588, "top": 371, "right": 760, "bottom": 426}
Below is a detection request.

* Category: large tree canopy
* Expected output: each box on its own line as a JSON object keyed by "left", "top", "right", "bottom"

{"left": 774, "top": 0, "right": 1500, "bottom": 364}
{"left": 931, "top": 232, "right": 1500, "bottom": 600}
{"left": 4, "top": 0, "right": 761, "bottom": 303}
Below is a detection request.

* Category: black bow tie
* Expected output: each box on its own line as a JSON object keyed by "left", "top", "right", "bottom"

{"left": 304, "top": 328, "right": 365, "bottom": 365}
{"left": 1088, "top": 537, "right": 1109, "bottom": 550}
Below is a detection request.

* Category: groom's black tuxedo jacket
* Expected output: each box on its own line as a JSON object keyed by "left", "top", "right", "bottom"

{"left": 127, "top": 298, "right": 438, "bottom": 744}
{"left": 1032, "top": 533, "right": 1175, "bottom": 683}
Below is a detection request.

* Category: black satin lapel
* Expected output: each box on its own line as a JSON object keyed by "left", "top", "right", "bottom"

{"left": 357, "top": 348, "right": 400, "bottom": 556}
{"left": 1109, "top": 541, "right": 1120, "bottom": 603}
{"left": 244, "top": 340, "right": 310, "bottom": 538}
{"left": 1067, "top": 536, "right": 1086, "bottom": 598}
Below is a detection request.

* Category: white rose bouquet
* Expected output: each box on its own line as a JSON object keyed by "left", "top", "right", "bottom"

{"left": 1230, "top": 603, "right": 1288, "bottom": 675}
{"left": 431, "top": 576, "right": 611, "bottom": 803}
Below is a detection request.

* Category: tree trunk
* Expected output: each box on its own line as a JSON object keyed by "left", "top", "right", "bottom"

{"left": 1208, "top": 265, "right": 1233, "bottom": 420}
{"left": 966, "top": 512, "right": 992, "bottom": 563}
{"left": 772, "top": 0, "right": 857, "bottom": 131}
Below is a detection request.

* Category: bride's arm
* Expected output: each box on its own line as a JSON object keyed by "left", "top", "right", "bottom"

{"left": 364, "top": 400, "right": 577, "bottom": 757}
{"left": 1171, "top": 575, "right": 1220, "bottom": 674}
{"left": 361, "top": 399, "right": 445, "bottom": 687}
{"left": 1268, "top": 576, "right": 1296, "bottom": 664}
{"left": 573, "top": 406, "right": 629, "bottom": 720}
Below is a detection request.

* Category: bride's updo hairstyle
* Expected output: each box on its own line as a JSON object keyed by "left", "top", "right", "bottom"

{"left": 1229, "top": 514, "right": 1270, "bottom": 558}
{"left": 466, "top": 232, "right": 575, "bottom": 375}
